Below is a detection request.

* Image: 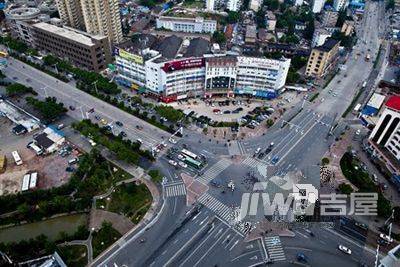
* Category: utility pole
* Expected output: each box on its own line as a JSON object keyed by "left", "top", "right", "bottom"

{"left": 92, "top": 80, "right": 98, "bottom": 94}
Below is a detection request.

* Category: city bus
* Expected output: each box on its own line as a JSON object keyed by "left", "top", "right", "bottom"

{"left": 181, "top": 149, "right": 198, "bottom": 160}
{"left": 184, "top": 156, "right": 202, "bottom": 169}
{"left": 12, "top": 151, "right": 23, "bottom": 166}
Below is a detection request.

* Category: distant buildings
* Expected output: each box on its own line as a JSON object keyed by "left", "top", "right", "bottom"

{"left": 227, "top": 0, "right": 241, "bottom": 11}
{"left": 249, "top": 0, "right": 261, "bottom": 12}
{"left": 266, "top": 11, "right": 277, "bottom": 32}
{"left": 156, "top": 16, "right": 217, "bottom": 34}
{"left": 379, "top": 244, "right": 400, "bottom": 267}
{"left": 245, "top": 25, "right": 257, "bottom": 44}
{"left": 333, "top": 0, "right": 349, "bottom": 11}
{"left": 312, "top": 0, "right": 326, "bottom": 13}
{"left": 32, "top": 22, "right": 112, "bottom": 72}
{"left": 341, "top": 20, "right": 355, "bottom": 36}
{"left": 206, "top": 0, "right": 215, "bottom": 11}
{"left": 322, "top": 9, "right": 339, "bottom": 27}
{"left": 305, "top": 38, "right": 340, "bottom": 78}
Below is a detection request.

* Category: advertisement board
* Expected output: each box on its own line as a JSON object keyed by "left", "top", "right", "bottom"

{"left": 162, "top": 58, "right": 205, "bottom": 73}
{"left": 114, "top": 48, "right": 144, "bottom": 64}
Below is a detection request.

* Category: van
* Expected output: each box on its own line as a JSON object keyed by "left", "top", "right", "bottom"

{"left": 28, "top": 142, "right": 43, "bottom": 155}
{"left": 68, "top": 158, "right": 79, "bottom": 165}
{"left": 57, "top": 124, "right": 65, "bottom": 130}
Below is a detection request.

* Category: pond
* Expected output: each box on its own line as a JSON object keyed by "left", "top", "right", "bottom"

{"left": 0, "top": 213, "right": 88, "bottom": 243}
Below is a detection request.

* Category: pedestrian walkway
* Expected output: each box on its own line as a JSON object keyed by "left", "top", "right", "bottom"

{"left": 228, "top": 141, "right": 246, "bottom": 156}
{"left": 164, "top": 183, "right": 186, "bottom": 197}
{"left": 198, "top": 193, "right": 235, "bottom": 224}
{"left": 196, "top": 158, "right": 231, "bottom": 185}
{"left": 264, "top": 236, "right": 286, "bottom": 262}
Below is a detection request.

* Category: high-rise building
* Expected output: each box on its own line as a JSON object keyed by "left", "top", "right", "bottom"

{"left": 227, "top": 0, "right": 240, "bottom": 11}
{"left": 54, "top": 0, "right": 85, "bottom": 30}
{"left": 206, "top": 0, "right": 215, "bottom": 10}
{"left": 80, "top": 0, "right": 123, "bottom": 45}
{"left": 312, "top": 0, "right": 326, "bottom": 13}
{"left": 305, "top": 38, "right": 340, "bottom": 78}
{"left": 333, "top": 0, "right": 348, "bottom": 11}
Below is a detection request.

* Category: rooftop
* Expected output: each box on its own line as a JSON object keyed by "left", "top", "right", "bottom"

{"left": 32, "top": 22, "right": 106, "bottom": 46}
{"left": 118, "top": 34, "right": 158, "bottom": 54}
{"left": 34, "top": 133, "right": 54, "bottom": 149}
{"left": 154, "top": 35, "right": 183, "bottom": 59}
{"left": 158, "top": 16, "right": 216, "bottom": 23}
{"left": 183, "top": 38, "right": 210, "bottom": 57}
{"left": 386, "top": 95, "right": 400, "bottom": 111}
{"left": 316, "top": 37, "right": 339, "bottom": 52}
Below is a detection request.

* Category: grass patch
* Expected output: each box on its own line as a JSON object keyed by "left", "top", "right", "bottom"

{"left": 57, "top": 245, "right": 88, "bottom": 267}
{"left": 148, "top": 169, "right": 163, "bottom": 183}
{"left": 373, "top": 44, "right": 382, "bottom": 69}
{"left": 107, "top": 183, "right": 152, "bottom": 223}
{"left": 92, "top": 221, "right": 121, "bottom": 258}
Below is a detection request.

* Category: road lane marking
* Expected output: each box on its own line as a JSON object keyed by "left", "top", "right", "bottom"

{"left": 295, "top": 230, "right": 309, "bottom": 239}
{"left": 229, "top": 240, "right": 239, "bottom": 251}
{"left": 199, "top": 216, "right": 209, "bottom": 226}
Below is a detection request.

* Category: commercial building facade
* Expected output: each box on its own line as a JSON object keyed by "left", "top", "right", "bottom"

{"left": 32, "top": 22, "right": 112, "bottom": 72}
{"left": 156, "top": 16, "right": 217, "bottom": 34}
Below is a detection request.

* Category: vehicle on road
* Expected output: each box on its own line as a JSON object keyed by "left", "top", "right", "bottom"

{"left": 255, "top": 147, "right": 261, "bottom": 154}
{"left": 379, "top": 233, "right": 393, "bottom": 243}
{"left": 169, "top": 138, "right": 177, "bottom": 144}
{"left": 57, "top": 124, "right": 65, "bottom": 130}
{"left": 355, "top": 222, "right": 368, "bottom": 230}
{"left": 115, "top": 121, "right": 123, "bottom": 127}
{"left": 69, "top": 105, "right": 76, "bottom": 111}
{"left": 177, "top": 154, "right": 185, "bottom": 160}
{"left": 136, "top": 125, "right": 143, "bottom": 130}
{"left": 168, "top": 160, "right": 177, "bottom": 167}
{"left": 271, "top": 156, "right": 280, "bottom": 165}
{"left": 119, "top": 131, "right": 127, "bottom": 137}
{"left": 178, "top": 161, "right": 187, "bottom": 168}
{"left": 181, "top": 149, "right": 198, "bottom": 160}
{"left": 365, "top": 54, "right": 371, "bottom": 61}
{"left": 136, "top": 139, "right": 143, "bottom": 144}
{"left": 297, "top": 253, "right": 308, "bottom": 263}
{"left": 338, "top": 245, "right": 352, "bottom": 255}
{"left": 100, "top": 118, "right": 108, "bottom": 125}
{"left": 94, "top": 115, "right": 101, "bottom": 120}
{"left": 184, "top": 156, "right": 202, "bottom": 169}
{"left": 88, "top": 108, "right": 95, "bottom": 113}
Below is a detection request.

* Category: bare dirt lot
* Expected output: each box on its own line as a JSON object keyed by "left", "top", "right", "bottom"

{"left": 0, "top": 117, "right": 76, "bottom": 195}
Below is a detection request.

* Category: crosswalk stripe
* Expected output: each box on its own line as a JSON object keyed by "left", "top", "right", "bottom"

{"left": 196, "top": 159, "right": 231, "bottom": 184}
{"left": 164, "top": 183, "right": 186, "bottom": 197}
{"left": 264, "top": 236, "right": 286, "bottom": 262}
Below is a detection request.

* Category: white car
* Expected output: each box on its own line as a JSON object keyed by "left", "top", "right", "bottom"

{"left": 178, "top": 161, "right": 187, "bottom": 168}
{"left": 168, "top": 160, "right": 177, "bottom": 167}
{"left": 169, "top": 138, "right": 177, "bottom": 144}
{"left": 380, "top": 233, "right": 393, "bottom": 243}
{"left": 356, "top": 129, "right": 361, "bottom": 135}
{"left": 338, "top": 245, "right": 352, "bottom": 255}
{"left": 137, "top": 139, "right": 143, "bottom": 144}
{"left": 177, "top": 154, "right": 185, "bottom": 160}
{"left": 255, "top": 147, "right": 261, "bottom": 154}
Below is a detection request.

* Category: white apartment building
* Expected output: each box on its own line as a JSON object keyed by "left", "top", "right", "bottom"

{"left": 227, "top": 0, "right": 241, "bottom": 11}
{"left": 333, "top": 0, "right": 349, "bottom": 11}
{"left": 312, "top": 0, "right": 326, "bottom": 13}
{"left": 249, "top": 0, "right": 261, "bottom": 12}
{"left": 156, "top": 17, "right": 217, "bottom": 34}
{"left": 235, "top": 57, "right": 290, "bottom": 97}
{"left": 312, "top": 28, "right": 332, "bottom": 47}
{"left": 295, "top": 0, "right": 304, "bottom": 6}
{"left": 206, "top": 0, "right": 215, "bottom": 10}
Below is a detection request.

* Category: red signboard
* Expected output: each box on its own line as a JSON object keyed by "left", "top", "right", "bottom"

{"left": 162, "top": 58, "right": 205, "bottom": 73}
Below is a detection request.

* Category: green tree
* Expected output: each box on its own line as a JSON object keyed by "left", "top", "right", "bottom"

{"left": 6, "top": 83, "right": 36, "bottom": 97}
{"left": 336, "top": 9, "right": 347, "bottom": 27}
{"left": 25, "top": 96, "right": 67, "bottom": 122}
{"left": 338, "top": 183, "right": 353, "bottom": 194}
{"left": 212, "top": 31, "right": 226, "bottom": 44}
{"left": 227, "top": 11, "right": 240, "bottom": 23}
{"left": 304, "top": 17, "right": 315, "bottom": 40}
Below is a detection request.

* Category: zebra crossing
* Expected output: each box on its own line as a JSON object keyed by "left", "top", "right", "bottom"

{"left": 264, "top": 236, "right": 286, "bottom": 262}
{"left": 164, "top": 183, "right": 186, "bottom": 197}
{"left": 242, "top": 157, "right": 259, "bottom": 166}
{"left": 196, "top": 158, "right": 231, "bottom": 185}
{"left": 197, "top": 193, "right": 247, "bottom": 235}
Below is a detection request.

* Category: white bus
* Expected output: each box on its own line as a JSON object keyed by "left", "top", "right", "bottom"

{"left": 353, "top": 103, "right": 362, "bottom": 113}
{"left": 12, "top": 150, "right": 23, "bottom": 166}
{"left": 21, "top": 174, "right": 30, "bottom": 191}
{"left": 181, "top": 149, "right": 198, "bottom": 160}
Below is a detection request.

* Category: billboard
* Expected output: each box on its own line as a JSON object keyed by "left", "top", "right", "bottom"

{"left": 114, "top": 47, "right": 143, "bottom": 64}
{"left": 162, "top": 58, "right": 205, "bottom": 73}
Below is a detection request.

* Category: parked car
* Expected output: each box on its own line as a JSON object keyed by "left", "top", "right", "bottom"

{"left": 168, "top": 160, "right": 177, "bottom": 167}
{"left": 338, "top": 245, "right": 352, "bottom": 255}
{"left": 115, "top": 121, "right": 123, "bottom": 127}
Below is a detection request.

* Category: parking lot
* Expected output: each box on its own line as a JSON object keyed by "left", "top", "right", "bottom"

{"left": 0, "top": 116, "right": 77, "bottom": 195}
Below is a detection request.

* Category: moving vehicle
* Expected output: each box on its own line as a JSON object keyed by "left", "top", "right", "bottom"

{"left": 255, "top": 147, "right": 261, "bottom": 154}
{"left": 169, "top": 138, "right": 177, "bottom": 144}
{"left": 297, "top": 253, "right": 308, "bottom": 263}
{"left": 168, "top": 160, "right": 177, "bottom": 167}
{"left": 181, "top": 149, "right": 198, "bottom": 160}
{"left": 365, "top": 54, "right": 371, "bottom": 61}
{"left": 178, "top": 161, "right": 187, "bottom": 168}
{"left": 338, "top": 245, "right": 352, "bottom": 254}
{"left": 69, "top": 105, "right": 76, "bottom": 110}
{"left": 184, "top": 156, "right": 202, "bottom": 169}
{"left": 115, "top": 121, "right": 123, "bottom": 127}
{"left": 379, "top": 233, "right": 393, "bottom": 243}
{"left": 355, "top": 222, "right": 368, "bottom": 230}
{"left": 100, "top": 118, "right": 108, "bottom": 125}
{"left": 12, "top": 151, "right": 23, "bottom": 166}
{"left": 136, "top": 139, "right": 143, "bottom": 144}
{"left": 271, "top": 156, "right": 280, "bottom": 165}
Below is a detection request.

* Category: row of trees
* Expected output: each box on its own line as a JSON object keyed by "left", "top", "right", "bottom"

{"left": 26, "top": 96, "right": 67, "bottom": 123}
{"left": 6, "top": 83, "right": 37, "bottom": 97}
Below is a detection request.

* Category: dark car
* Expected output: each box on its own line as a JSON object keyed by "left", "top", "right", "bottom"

{"left": 119, "top": 131, "right": 127, "bottom": 137}
{"left": 69, "top": 105, "right": 76, "bottom": 111}
{"left": 297, "top": 253, "right": 308, "bottom": 263}
{"left": 223, "top": 110, "right": 231, "bottom": 114}
{"left": 115, "top": 121, "right": 123, "bottom": 127}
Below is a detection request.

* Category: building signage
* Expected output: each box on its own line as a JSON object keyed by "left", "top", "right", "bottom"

{"left": 162, "top": 58, "right": 205, "bottom": 73}
{"left": 114, "top": 48, "right": 144, "bottom": 64}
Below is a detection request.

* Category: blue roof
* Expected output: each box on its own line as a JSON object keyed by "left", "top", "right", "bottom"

{"left": 361, "top": 105, "right": 378, "bottom": 116}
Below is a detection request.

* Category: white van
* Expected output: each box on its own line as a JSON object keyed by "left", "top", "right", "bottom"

{"left": 28, "top": 142, "right": 43, "bottom": 156}
{"left": 68, "top": 158, "right": 79, "bottom": 165}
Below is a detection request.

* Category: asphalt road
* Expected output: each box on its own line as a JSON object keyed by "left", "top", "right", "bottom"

{"left": 2, "top": 58, "right": 169, "bottom": 150}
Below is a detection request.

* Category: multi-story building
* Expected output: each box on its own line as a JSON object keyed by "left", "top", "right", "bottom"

{"left": 311, "top": 28, "right": 332, "bottom": 47}
{"left": 249, "top": 0, "right": 261, "bottom": 12}
{"left": 305, "top": 38, "right": 340, "bottom": 78}
{"left": 32, "top": 22, "right": 112, "bottom": 72}
{"left": 322, "top": 9, "right": 339, "bottom": 27}
{"left": 54, "top": 0, "right": 85, "bottom": 30}
{"left": 333, "top": 0, "right": 349, "bottom": 11}
{"left": 205, "top": 56, "right": 237, "bottom": 96}
{"left": 295, "top": 0, "right": 304, "bottom": 6}
{"left": 341, "top": 20, "right": 355, "bottom": 36}
{"left": 266, "top": 11, "right": 277, "bottom": 32}
{"left": 369, "top": 96, "right": 400, "bottom": 175}
{"left": 80, "top": 0, "right": 123, "bottom": 45}
{"left": 312, "top": 0, "right": 326, "bottom": 13}
{"left": 235, "top": 56, "right": 290, "bottom": 98}
{"left": 156, "top": 16, "right": 217, "bottom": 34}
{"left": 245, "top": 25, "right": 257, "bottom": 44}
{"left": 5, "top": 7, "right": 44, "bottom": 45}
{"left": 227, "top": 0, "right": 241, "bottom": 11}
{"left": 206, "top": 0, "right": 215, "bottom": 10}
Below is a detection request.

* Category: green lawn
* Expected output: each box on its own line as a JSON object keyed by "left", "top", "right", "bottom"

{"left": 57, "top": 245, "right": 88, "bottom": 267}
{"left": 107, "top": 183, "right": 152, "bottom": 223}
{"left": 92, "top": 221, "right": 121, "bottom": 258}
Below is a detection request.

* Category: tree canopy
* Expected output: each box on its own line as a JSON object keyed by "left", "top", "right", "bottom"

{"left": 26, "top": 96, "right": 67, "bottom": 122}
